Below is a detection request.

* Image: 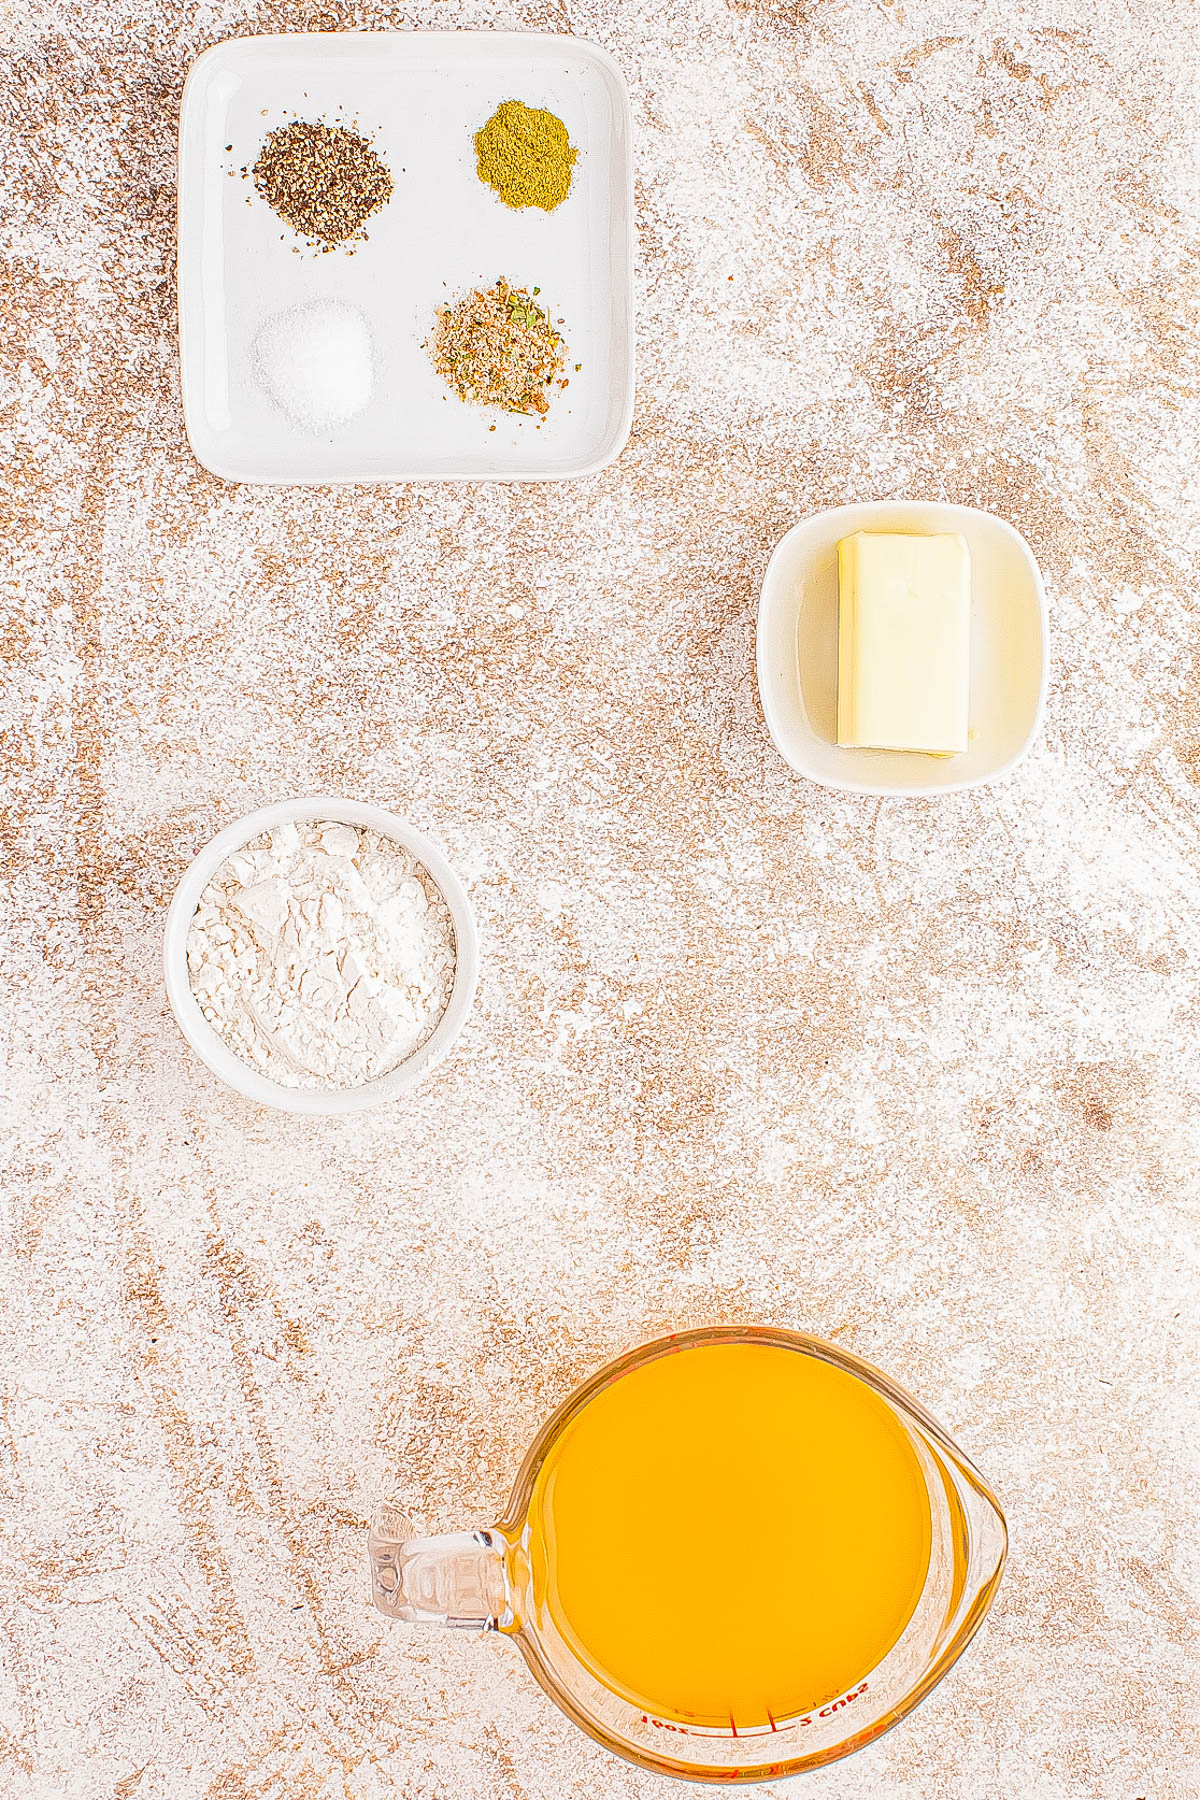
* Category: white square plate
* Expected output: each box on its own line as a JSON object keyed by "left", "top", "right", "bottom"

{"left": 756, "top": 501, "right": 1049, "bottom": 797}
{"left": 177, "top": 32, "right": 634, "bottom": 483}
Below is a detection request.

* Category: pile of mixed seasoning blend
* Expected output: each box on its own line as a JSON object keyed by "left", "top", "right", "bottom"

{"left": 250, "top": 118, "right": 393, "bottom": 250}
{"left": 474, "top": 100, "right": 578, "bottom": 211}
{"left": 429, "top": 279, "right": 568, "bottom": 419}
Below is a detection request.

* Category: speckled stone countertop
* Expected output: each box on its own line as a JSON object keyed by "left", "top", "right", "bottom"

{"left": 2, "top": 1, "right": 1198, "bottom": 1796}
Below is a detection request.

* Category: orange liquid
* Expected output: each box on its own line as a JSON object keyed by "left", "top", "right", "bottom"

{"left": 528, "top": 1341, "right": 931, "bottom": 1730}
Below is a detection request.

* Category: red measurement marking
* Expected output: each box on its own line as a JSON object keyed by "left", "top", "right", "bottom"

{"left": 729, "top": 1715, "right": 738, "bottom": 1739}
{"left": 766, "top": 1707, "right": 778, "bottom": 1733}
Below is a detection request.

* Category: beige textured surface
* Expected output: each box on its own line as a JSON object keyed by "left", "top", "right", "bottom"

{"left": 2, "top": 1, "right": 1199, "bottom": 1796}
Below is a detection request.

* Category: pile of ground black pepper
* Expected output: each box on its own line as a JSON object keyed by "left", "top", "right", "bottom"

{"left": 428, "top": 279, "right": 568, "bottom": 417}
{"left": 250, "top": 119, "right": 393, "bottom": 250}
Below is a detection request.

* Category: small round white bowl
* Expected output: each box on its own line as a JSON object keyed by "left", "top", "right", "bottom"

{"left": 163, "top": 796, "right": 479, "bottom": 1114}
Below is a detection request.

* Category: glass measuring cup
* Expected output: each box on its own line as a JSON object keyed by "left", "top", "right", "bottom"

{"left": 369, "top": 1326, "right": 1007, "bottom": 1783}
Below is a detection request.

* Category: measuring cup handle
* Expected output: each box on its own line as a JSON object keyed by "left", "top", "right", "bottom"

{"left": 369, "top": 1505, "right": 510, "bottom": 1630}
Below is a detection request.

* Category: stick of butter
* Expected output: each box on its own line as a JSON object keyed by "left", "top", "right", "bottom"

{"left": 836, "top": 531, "right": 970, "bottom": 756}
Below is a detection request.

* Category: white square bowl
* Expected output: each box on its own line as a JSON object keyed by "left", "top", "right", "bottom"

{"left": 177, "top": 31, "right": 634, "bottom": 483}
{"left": 756, "top": 501, "right": 1050, "bottom": 797}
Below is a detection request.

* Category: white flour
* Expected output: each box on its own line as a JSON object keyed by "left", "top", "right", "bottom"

{"left": 186, "top": 819, "right": 456, "bottom": 1089}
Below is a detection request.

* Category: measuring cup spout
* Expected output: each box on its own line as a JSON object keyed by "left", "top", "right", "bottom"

{"left": 369, "top": 1505, "right": 510, "bottom": 1630}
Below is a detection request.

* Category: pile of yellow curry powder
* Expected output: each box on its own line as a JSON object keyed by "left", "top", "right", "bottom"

{"left": 474, "top": 100, "right": 578, "bottom": 211}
